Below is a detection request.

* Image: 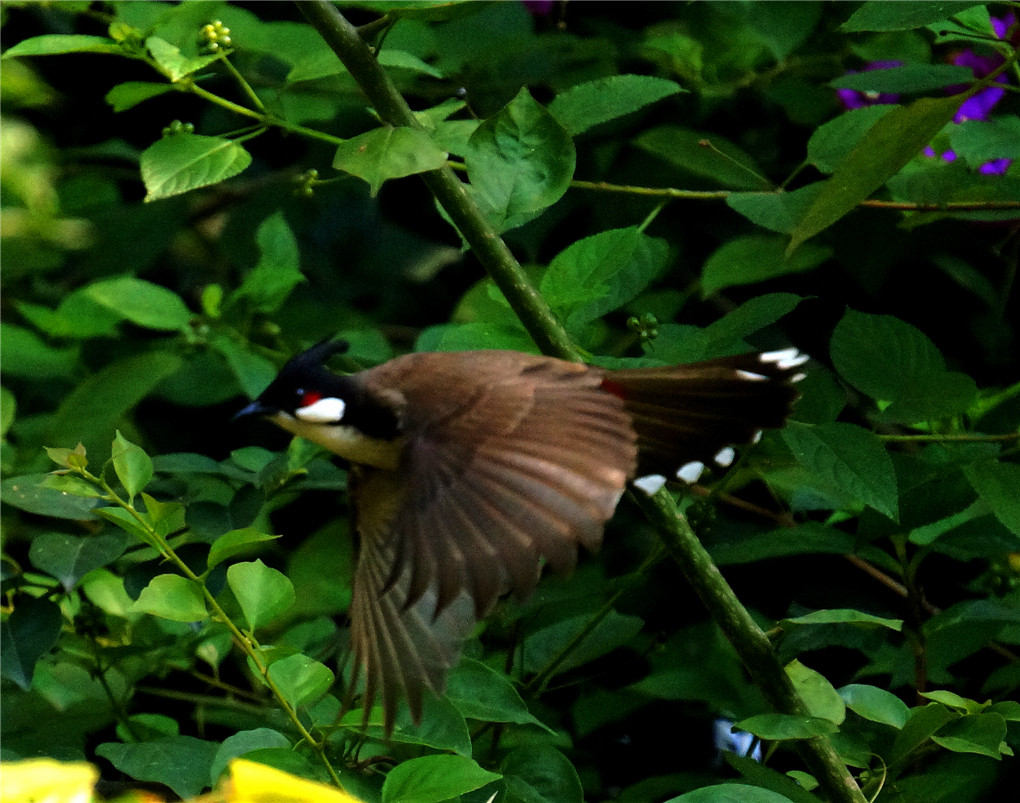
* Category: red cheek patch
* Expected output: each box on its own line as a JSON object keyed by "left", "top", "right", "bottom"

{"left": 299, "top": 390, "right": 323, "bottom": 407}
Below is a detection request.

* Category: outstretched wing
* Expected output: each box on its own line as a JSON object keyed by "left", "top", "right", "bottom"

{"left": 348, "top": 353, "right": 638, "bottom": 731}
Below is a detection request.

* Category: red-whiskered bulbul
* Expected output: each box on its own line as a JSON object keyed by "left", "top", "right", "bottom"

{"left": 236, "top": 340, "right": 807, "bottom": 732}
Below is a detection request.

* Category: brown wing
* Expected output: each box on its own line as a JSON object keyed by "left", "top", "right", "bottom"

{"left": 347, "top": 352, "right": 637, "bottom": 731}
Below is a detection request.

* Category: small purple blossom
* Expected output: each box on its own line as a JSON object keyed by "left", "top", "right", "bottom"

{"left": 523, "top": 0, "right": 555, "bottom": 15}
{"left": 979, "top": 158, "right": 1011, "bottom": 175}
{"left": 836, "top": 60, "right": 902, "bottom": 110}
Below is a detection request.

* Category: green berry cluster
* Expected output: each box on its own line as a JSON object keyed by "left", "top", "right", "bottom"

{"left": 200, "top": 20, "right": 232, "bottom": 53}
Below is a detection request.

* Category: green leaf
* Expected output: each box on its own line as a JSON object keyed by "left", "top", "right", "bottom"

{"left": 333, "top": 126, "right": 448, "bottom": 196}
{"left": 133, "top": 574, "right": 208, "bottom": 623}
{"left": 145, "top": 36, "right": 219, "bottom": 82}
{"left": 465, "top": 87, "right": 575, "bottom": 232}
{"left": 839, "top": 684, "right": 910, "bottom": 728}
{"left": 29, "top": 531, "right": 129, "bottom": 591}
{"left": 383, "top": 754, "right": 501, "bottom": 803}
{"left": 231, "top": 211, "right": 305, "bottom": 313}
{"left": 709, "top": 522, "right": 857, "bottom": 565}
{"left": 701, "top": 293, "right": 804, "bottom": 352}
{"left": 701, "top": 234, "right": 831, "bottom": 295}
{"left": 207, "top": 527, "right": 281, "bottom": 569}
{"left": 0, "top": 473, "right": 103, "bottom": 520}
{"left": 964, "top": 462, "right": 1020, "bottom": 538}
{"left": 111, "top": 431, "right": 153, "bottom": 500}
{"left": 634, "top": 125, "right": 771, "bottom": 190}
{"left": 2, "top": 34, "right": 122, "bottom": 57}
{"left": 227, "top": 560, "right": 295, "bottom": 631}
{"left": 786, "top": 659, "right": 845, "bottom": 724}
{"left": 96, "top": 736, "right": 218, "bottom": 800}
{"left": 208, "top": 728, "right": 292, "bottom": 785}
{"left": 141, "top": 133, "right": 252, "bottom": 202}
{"left": 0, "top": 323, "right": 79, "bottom": 379}
{"left": 831, "top": 64, "right": 973, "bottom": 94}
{"left": 83, "top": 276, "right": 192, "bottom": 331}
{"left": 890, "top": 703, "right": 957, "bottom": 764}
{"left": 931, "top": 712, "right": 1008, "bottom": 758}
{"left": 782, "top": 421, "right": 899, "bottom": 520}
{"left": 446, "top": 659, "right": 552, "bottom": 732}
{"left": 49, "top": 351, "right": 184, "bottom": 456}
{"left": 106, "top": 81, "right": 175, "bottom": 112}
{"left": 949, "top": 118, "right": 1020, "bottom": 164}
{"left": 782, "top": 609, "right": 904, "bottom": 631}
{"left": 830, "top": 310, "right": 977, "bottom": 422}
{"left": 213, "top": 337, "right": 279, "bottom": 401}
{"left": 0, "top": 597, "right": 63, "bottom": 690}
{"left": 841, "top": 2, "right": 985, "bottom": 32}
{"left": 541, "top": 226, "right": 669, "bottom": 333}
{"left": 548, "top": 74, "right": 684, "bottom": 136}
{"left": 919, "top": 689, "right": 983, "bottom": 714}
{"left": 666, "top": 784, "right": 800, "bottom": 803}
{"left": 726, "top": 184, "right": 826, "bottom": 234}
{"left": 517, "top": 608, "right": 644, "bottom": 676}
{"left": 789, "top": 93, "right": 966, "bottom": 250}
{"left": 266, "top": 653, "right": 335, "bottom": 709}
{"left": 501, "top": 746, "right": 582, "bottom": 803}
{"left": 734, "top": 713, "right": 839, "bottom": 740}
{"left": 378, "top": 48, "right": 445, "bottom": 78}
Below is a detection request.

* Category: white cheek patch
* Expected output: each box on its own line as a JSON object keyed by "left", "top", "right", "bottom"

{"left": 633, "top": 474, "right": 668, "bottom": 496}
{"left": 736, "top": 369, "right": 769, "bottom": 382}
{"left": 760, "top": 347, "right": 809, "bottom": 370}
{"left": 295, "top": 396, "right": 346, "bottom": 423}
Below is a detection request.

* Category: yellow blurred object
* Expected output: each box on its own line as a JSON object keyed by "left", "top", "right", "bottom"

{"left": 226, "top": 760, "right": 365, "bottom": 803}
{"left": 0, "top": 759, "right": 98, "bottom": 803}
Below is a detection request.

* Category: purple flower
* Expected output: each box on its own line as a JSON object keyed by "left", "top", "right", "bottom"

{"left": 979, "top": 158, "right": 1011, "bottom": 175}
{"left": 523, "top": 0, "right": 555, "bottom": 15}
{"left": 948, "top": 13, "right": 1016, "bottom": 122}
{"left": 836, "top": 60, "right": 902, "bottom": 110}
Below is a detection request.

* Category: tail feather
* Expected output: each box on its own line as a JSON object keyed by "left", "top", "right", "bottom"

{"left": 605, "top": 352, "right": 803, "bottom": 477}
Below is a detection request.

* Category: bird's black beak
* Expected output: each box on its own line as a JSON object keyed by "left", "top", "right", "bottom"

{"left": 233, "top": 400, "right": 274, "bottom": 422}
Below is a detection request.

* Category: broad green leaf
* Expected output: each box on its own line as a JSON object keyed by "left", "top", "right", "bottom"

{"left": 106, "top": 81, "right": 175, "bottom": 112}
{"left": 701, "top": 293, "right": 804, "bottom": 352}
{"left": 333, "top": 127, "right": 448, "bottom": 196}
{"left": 213, "top": 337, "right": 279, "bottom": 401}
{"left": 230, "top": 211, "right": 305, "bottom": 313}
{"left": 517, "top": 609, "right": 644, "bottom": 676}
{"left": 666, "top": 784, "right": 800, "bottom": 803}
{"left": 786, "top": 660, "right": 845, "bottom": 724}
{"left": 133, "top": 574, "right": 208, "bottom": 622}
{"left": 701, "top": 234, "right": 831, "bottom": 295}
{"left": 111, "top": 431, "right": 153, "bottom": 500}
{"left": 919, "top": 689, "right": 983, "bottom": 714}
{"left": 789, "top": 93, "right": 967, "bottom": 250}
{"left": 501, "top": 746, "right": 581, "bottom": 803}
{"left": 830, "top": 310, "right": 977, "bottom": 422}
{"left": 145, "top": 36, "right": 219, "bottom": 82}
{"left": 383, "top": 754, "right": 501, "bottom": 803}
{"left": 726, "top": 184, "right": 826, "bottom": 234}
{"left": 782, "top": 421, "right": 898, "bottom": 520}
{"left": 548, "top": 74, "right": 685, "bottom": 136}
{"left": 141, "top": 133, "right": 252, "bottom": 202}
{"left": 207, "top": 527, "right": 281, "bottom": 569}
{"left": 709, "top": 522, "right": 857, "bottom": 565}
{"left": 734, "top": 713, "right": 838, "bottom": 740}
{"left": 29, "top": 532, "right": 129, "bottom": 591}
{"left": 830, "top": 64, "right": 973, "bottom": 94}
{"left": 890, "top": 703, "right": 957, "bottom": 765}
{"left": 949, "top": 118, "right": 1020, "bottom": 164}
{"left": 465, "top": 87, "right": 575, "bottom": 232}
{"left": 964, "top": 462, "right": 1020, "bottom": 538}
{"left": 0, "top": 386, "right": 15, "bottom": 437}
{"left": 227, "top": 560, "right": 295, "bottom": 631}
{"left": 40, "top": 473, "right": 102, "bottom": 498}
{"left": 720, "top": 755, "right": 819, "bottom": 803}
{"left": 2, "top": 34, "right": 122, "bottom": 57}
{"left": 446, "top": 659, "right": 552, "bottom": 732}
{"left": 783, "top": 609, "right": 903, "bottom": 631}
{"left": 841, "top": 2, "right": 985, "bottom": 32}
{"left": 0, "top": 474, "right": 103, "bottom": 520}
{"left": 0, "top": 597, "right": 63, "bottom": 690}
{"left": 541, "top": 227, "right": 669, "bottom": 332}
{"left": 84, "top": 276, "right": 191, "bottom": 331}
{"left": 931, "top": 712, "right": 1008, "bottom": 758}
{"left": 839, "top": 684, "right": 910, "bottom": 728}
{"left": 417, "top": 322, "right": 537, "bottom": 353}
{"left": 96, "top": 737, "right": 218, "bottom": 800}
{"left": 634, "top": 125, "right": 771, "bottom": 190}
{"left": 0, "top": 323, "right": 78, "bottom": 379}
{"left": 49, "top": 351, "right": 184, "bottom": 456}
{"left": 208, "top": 729, "right": 292, "bottom": 785}
{"left": 378, "top": 48, "right": 444, "bottom": 78}
{"left": 266, "top": 653, "right": 335, "bottom": 709}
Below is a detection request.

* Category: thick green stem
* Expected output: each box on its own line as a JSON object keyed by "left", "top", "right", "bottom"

{"left": 298, "top": 3, "right": 867, "bottom": 800}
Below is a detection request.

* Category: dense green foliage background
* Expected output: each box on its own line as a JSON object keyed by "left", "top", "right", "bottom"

{"left": 2, "top": 2, "right": 1019, "bottom": 802}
